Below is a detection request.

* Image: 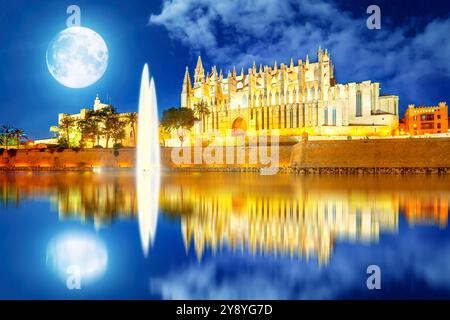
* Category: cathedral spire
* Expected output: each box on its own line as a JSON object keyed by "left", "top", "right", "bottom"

{"left": 232, "top": 66, "right": 236, "bottom": 78}
{"left": 181, "top": 67, "right": 191, "bottom": 108}
{"left": 183, "top": 67, "right": 191, "bottom": 90}
{"left": 211, "top": 66, "right": 218, "bottom": 80}
{"left": 274, "top": 60, "right": 278, "bottom": 71}
{"left": 252, "top": 61, "right": 256, "bottom": 73}
{"left": 318, "top": 46, "right": 324, "bottom": 61}
{"left": 306, "top": 54, "right": 310, "bottom": 64}
{"left": 194, "top": 56, "right": 205, "bottom": 84}
{"left": 290, "top": 58, "right": 294, "bottom": 68}
{"left": 196, "top": 56, "right": 204, "bottom": 72}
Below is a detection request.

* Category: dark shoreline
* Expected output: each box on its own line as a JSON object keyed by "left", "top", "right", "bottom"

{"left": 2, "top": 166, "right": 450, "bottom": 175}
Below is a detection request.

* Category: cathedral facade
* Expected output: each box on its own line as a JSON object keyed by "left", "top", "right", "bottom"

{"left": 181, "top": 47, "right": 399, "bottom": 137}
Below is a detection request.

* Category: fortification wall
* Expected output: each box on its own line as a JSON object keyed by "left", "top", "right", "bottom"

{"left": 2, "top": 138, "right": 450, "bottom": 172}
{"left": 0, "top": 148, "right": 135, "bottom": 169}
{"left": 0, "top": 145, "right": 293, "bottom": 170}
{"left": 291, "top": 138, "right": 450, "bottom": 169}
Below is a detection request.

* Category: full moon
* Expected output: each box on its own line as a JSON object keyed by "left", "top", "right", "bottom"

{"left": 46, "top": 232, "right": 108, "bottom": 283}
{"left": 46, "top": 26, "right": 108, "bottom": 88}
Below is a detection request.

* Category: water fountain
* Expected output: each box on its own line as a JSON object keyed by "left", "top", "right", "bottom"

{"left": 136, "top": 64, "right": 160, "bottom": 257}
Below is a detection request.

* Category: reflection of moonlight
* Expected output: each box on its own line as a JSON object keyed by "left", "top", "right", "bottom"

{"left": 46, "top": 232, "right": 108, "bottom": 283}
{"left": 46, "top": 26, "right": 108, "bottom": 88}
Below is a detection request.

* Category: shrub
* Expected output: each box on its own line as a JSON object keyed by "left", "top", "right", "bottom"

{"left": 93, "top": 145, "right": 103, "bottom": 149}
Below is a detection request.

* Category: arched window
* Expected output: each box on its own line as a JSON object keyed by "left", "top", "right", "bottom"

{"left": 356, "top": 90, "right": 362, "bottom": 117}
{"left": 262, "top": 107, "right": 265, "bottom": 129}
{"left": 242, "top": 95, "right": 248, "bottom": 107}
{"left": 332, "top": 107, "right": 337, "bottom": 126}
{"left": 289, "top": 107, "right": 293, "bottom": 128}
{"left": 278, "top": 107, "right": 281, "bottom": 129}
{"left": 216, "top": 111, "right": 219, "bottom": 129}
{"left": 324, "top": 107, "right": 328, "bottom": 125}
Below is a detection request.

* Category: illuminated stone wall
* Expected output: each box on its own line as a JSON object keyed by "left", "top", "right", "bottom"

{"left": 0, "top": 145, "right": 294, "bottom": 169}
{"left": 0, "top": 149, "right": 136, "bottom": 169}
{"left": 291, "top": 137, "right": 450, "bottom": 169}
{"left": 3, "top": 137, "right": 450, "bottom": 170}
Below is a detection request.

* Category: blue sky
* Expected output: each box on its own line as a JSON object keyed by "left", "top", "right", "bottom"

{"left": 0, "top": 0, "right": 449, "bottom": 139}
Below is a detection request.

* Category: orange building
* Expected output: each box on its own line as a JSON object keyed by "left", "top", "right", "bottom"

{"left": 400, "top": 102, "right": 448, "bottom": 135}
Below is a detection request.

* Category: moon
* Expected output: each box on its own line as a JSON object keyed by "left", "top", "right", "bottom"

{"left": 46, "top": 26, "right": 108, "bottom": 88}
{"left": 46, "top": 232, "right": 108, "bottom": 283}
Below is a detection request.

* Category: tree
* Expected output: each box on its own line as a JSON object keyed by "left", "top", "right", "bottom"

{"left": 94, "top": 106, "right": 126, "bottom": 148}
{"left": 0, "top": 125, "right": 14, "bottom": 150}
{"left": 111, "top": 119, "right": 126, "bottom": 147}
{"left": 58, "top": 115, "right": 77, "bottom": 147}
{"left": 87, "top": 108, "right": 106, "bottom": 146}
{"left": 161, "top": 107, "right": 196, "bottom": 146}
{"left": 78, "top": 105, "right": 128, "bottom": 149}
{"left": 13, "top": 128, "right": 28, "bottom": 149}
{"left": 193, "top": 100, "right": 211, "bottom": 132}
{"left": 125, "top": 112, "right": 137, "bottom": 147}
{"left": 78, "top": 117, "right": 98, "bottom": 148}
{"left": 50, "top": 126, "right": 59, "bottom": 138}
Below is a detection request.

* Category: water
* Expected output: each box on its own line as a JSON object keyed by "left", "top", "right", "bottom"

{"left": 1, "top": 171, "right": 450, "bottom": 299}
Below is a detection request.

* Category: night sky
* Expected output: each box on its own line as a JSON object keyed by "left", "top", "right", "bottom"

{"left": 0, "top": 0, "right": 449, "bottom": 139}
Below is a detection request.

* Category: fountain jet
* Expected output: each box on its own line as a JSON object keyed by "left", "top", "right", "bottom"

{"left": 136, "top": 64, "right": 160, "bottom": 257}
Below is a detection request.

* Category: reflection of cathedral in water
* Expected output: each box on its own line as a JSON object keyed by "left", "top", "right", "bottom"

{"left": 0, "top": 172, "right": 448, "bottom": 263}
{"left": 160, "top": 173, "right": 449, "bottom": 264}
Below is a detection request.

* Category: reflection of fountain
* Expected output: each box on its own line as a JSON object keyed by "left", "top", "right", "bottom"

{"left": 136, "top": 64, "right": 160, "bottom": 257}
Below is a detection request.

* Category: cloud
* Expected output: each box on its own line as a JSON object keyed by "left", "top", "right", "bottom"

{"left": 150, "top": 228, "right": 450, "bottom": 299}
{"left": 150, "top": 0, "right": 450, "bottom": 107}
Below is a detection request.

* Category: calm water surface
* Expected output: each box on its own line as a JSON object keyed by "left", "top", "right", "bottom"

{"left": 1, "top": 171, "right": 450, "bottom": 299}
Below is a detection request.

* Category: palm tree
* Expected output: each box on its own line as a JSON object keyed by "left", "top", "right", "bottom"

{"left": 194, "top": 100, "right": 211, "bottom": 132}
{"left": 13, "top": 128, "right": 28, "bottom": 149}
{"left": 126, "top": 112, "right": 137, "bottom": 147}
{"left": 0, "top": 125, "right": 14, "bottom": 150}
